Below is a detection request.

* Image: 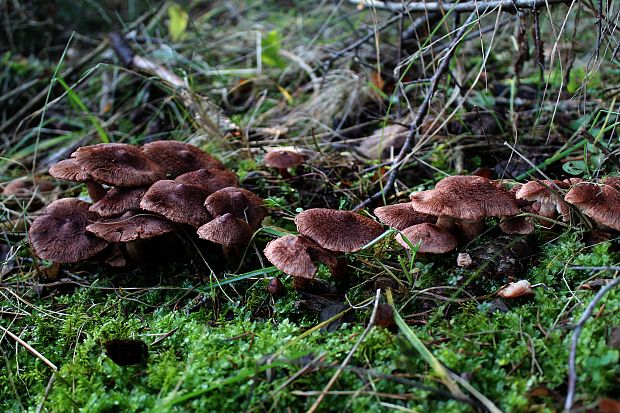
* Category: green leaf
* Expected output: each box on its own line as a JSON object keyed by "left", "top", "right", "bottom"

{"left": 261, "top": 30, "right": 286, "bottom": 69}
{"left": 167, "top": 3, "right": 188, "bottom": 42}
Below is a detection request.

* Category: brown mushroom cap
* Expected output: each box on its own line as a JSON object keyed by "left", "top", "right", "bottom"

{"left": 48, "top": 158, "right": 91, "bottom": 182}
{"left": 28, "top": 198, "right": 108, "bottom": 262}
{"left": 395, "top": 223, "right": 457, "bottom": 253}
{"left": 204, "top": 187, "right": 267, "bottom": 229}
{"left": 264, "top": 235, "right": 318, "bottom": 278}
{"left": 86, "top": 211, "right": 175, "bottom": 242}
{"left": 499, "top": 216, "right": 535, "bottom": 235}
{"left": 89, "top": 187, "right": 148, "bottom": 217}
{"left": 295, "top": 208, "right": 384, "bottom": 253}
{"left": 73, "top": 143, "right": 164, "bottom": 187}
{"left": 410, "top": 175, "right": 519, "bottom": 220}
{"left": 565, "top": 181, "right": 620, "bottom": 231}
{"left": 515, "top": 180, "right": 570, "bottom": 219}
{"left": 140, "top": 180, "right": 211, "bottom": 227}
{"left": 143, "top": 141, "right": 225, "bottom": 177}
{"left": 264, "top": 150, "right": 304, "bottom": 169}
{"left": 174, "top": 168, "right": 239, "bottom": 195}
{"left": 3, "top": 178, "right": 55, "bottom": 196}
{"left": 374, "top": 203, "right": 436, "bottom": 230}
{"left": 197, "top": 213, "right": 252, "bottom": 246}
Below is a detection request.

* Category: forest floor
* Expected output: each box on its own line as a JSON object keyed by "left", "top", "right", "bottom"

{"left": 1, "top": 1, "right": 619, "bottom": 412}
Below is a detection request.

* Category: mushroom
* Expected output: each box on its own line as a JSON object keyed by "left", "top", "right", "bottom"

{"left": 499, "top": 216, "right": 535, "bottom": 235}
{"left": 263, "top": 149, "right": 304, "bottom": 178}
{"left": 395, "top": 223, "right": 457, "bottom": 253}
{"left": 89, "top": 187, "right": 148, "bottom": 217}
{"left": 197, "top": 213, "right": 253, "bottom": 262}
{"left": 28, "top": 198, "right": 108, "bottom": 263}
{"left": 140, "top": 180, "right": 211, "bottom": 228}
{"left": 498, "top": 280, "right": 533, "bottom": 299}
{"left": 515, "top": 180, "right": 570, "bottom": 220}
{"left": 264, "top": 235, "right": 336, "bottom": 278}
{"left": 86, "top": 211, "right": 175, "bottom": 243}
{"left": 564, "top": 178, "right": 620, "bottom": 231}
{"left": 373, "top": 202, "right": 436, "bottom": 230}
{"left": 174, "top": 168, "right": 239, "bottom": 195}
{"left": 49, "top": 158, "right": 107, "bottom": 201}
{"left": 143, "top": 140, "right": 225, "bottom": 178}
{"left": 204, "top": 187, "right": 267, "bottom": 230}
{"left": 2, "top": 177, "right": 55, "bottom": 210}
{"left": 410, "top": 175, "right": 519, "bottom": 241}
{"left": 72, "top": 143, "right": 164, "bottom": 187}
{"left": 295, "top": 208, "right": 384, "bottom": 253}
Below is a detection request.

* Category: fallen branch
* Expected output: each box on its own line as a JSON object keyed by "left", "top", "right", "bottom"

{"left": 355, "top": 12, "right": 478, "bottom": 210}
{"left": 565, "top": 274, "right": 620, "bottom": 412}
{"left": 0, "top": 325, "right": 58, "bottom": 371}
{"left": 352, "top": 0, "right": 571, "bottom": 13}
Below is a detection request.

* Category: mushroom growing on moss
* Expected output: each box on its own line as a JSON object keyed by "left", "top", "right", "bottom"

{"left": 49, "top": 158, "right": 107, "bottom": 201}
{"left": 72, "top": 143, "right": 164, "bottom": 187}
{"left": 143, "top": 140, "right": 225, "bottom": 177}
{"left": 264, "top": 235, "right": 336, "bottom": 279}
{"left": 29, "top": 198, "right": 108, "bottom": 263}
{"left": 374, "top": 203, "right": 435, "bottom": 230}
{"left": 140, "top": 180, "right": 211, "bottom": 228}
{"left": 204, "top": 187, "right": 267, "bottom": 230}
{"left": 264, "top": 149, "right": 304, "bottom": 178}
{"left": 564, "top": 178, "right": 620, "bottom": 231}
{"left": 410, "top": 175, "right": 519, "bottom": 241}
{"left": 295, "top": 208, "right": 384, "bottom": 253}
{"left": 395, "top": 223, "right": 457, "bottom": 254}
{"left": 197, "top": 213, "right": 253, "bottom": 263}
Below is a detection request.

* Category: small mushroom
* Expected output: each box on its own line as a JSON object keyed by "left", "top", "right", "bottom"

{"left": 143, "top": 140, "right": 225, "bottom": 177}
{"left": 295, "top": 208, "right": 384, "bottom": 253}
{"left": 499, "top": 216, "right": 535, "bottom": 235}
{"left": 515, "top": 180, "right": 570, "bottom": 220}
{"left": 72, "top": 143, "right": 164, "bottom": 187}
{"left": 89, "top": 187, "right": 148, "bottom": 217}
{"left": 28, "top": 198, "right": 108, "bottom": 263}
{"left": 373, "top": 203, "right": 436, "bottom": 230}
{"left": 564, "top": 178, "right": 620, "bottom": 231}
{"left": 140, "top": 180, "right": 211, "bottom": 227}
{"left": 204, "top": 187, "right": 267, "bottom": 230}
{"left": 264, "top": 149, "right": 304, "bottom": 178}
{"left": 395, "top": 223, "right": 457, "bottom": 253}
{"left": 264, "top": 235, "right": 336, "bottom": 278}
{"left": 86, "top": 211, "right": 175, "bottom": 243}
{"left": 49, "top": 158, "right": 107, "bottom": 201}
{"left": 498, "top": 280, "right": 533, "bottom": 299}
{"left": 197, "top": 213, "right": 253, "bottom": 262}
{"left": 174, "top": 168, "right": 239, "bottom": 195}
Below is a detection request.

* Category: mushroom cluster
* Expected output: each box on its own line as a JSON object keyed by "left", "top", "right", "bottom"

{"left": 263, "top": 175, "right": 620, "bottom": 283}
{"left": 29, "top": 141, "right": 267, "bottom": 265}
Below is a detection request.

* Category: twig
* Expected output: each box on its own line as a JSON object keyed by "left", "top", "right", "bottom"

{"left": 0, "top": 325, "right": 58, "bottom": 371}
{"left": 306, "top": 289, "right": 382, "bottom": 413}
{"left": 355, "top": 12, "right": 477, "bottom": 210}
{"left": 569, "top": 266, "right": 620, "bottom": 271}
{"left": 564, "top": 274, "right": 620, "bottom": 412}
{"left": 352, "top": 0, "right": 570, "bottom": 13}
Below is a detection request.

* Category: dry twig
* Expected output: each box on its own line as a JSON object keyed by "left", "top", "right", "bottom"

{"left": 565, "top": 274, "right": 620, "bottom": 412}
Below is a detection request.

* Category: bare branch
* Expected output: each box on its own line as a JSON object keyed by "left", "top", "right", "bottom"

{"left": 565, "top": 274, "right": 620, "bottom": 412}
{"left": 352, "top": 0, "right": 571, "bottom": 13}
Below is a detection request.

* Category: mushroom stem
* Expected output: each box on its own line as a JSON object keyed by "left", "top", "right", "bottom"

{"left": 85, "top": 181, "right": 107, "bottom": 202}
{"left": 278, "top": 168, "right": 293, "bottom": 179}
{"left": 222, "top": 244, "right": 243, "bottom": 265}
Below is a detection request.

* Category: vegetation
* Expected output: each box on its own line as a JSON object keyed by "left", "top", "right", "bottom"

{"left": 1, "top": 1, "right": 619, "bottom": 412}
